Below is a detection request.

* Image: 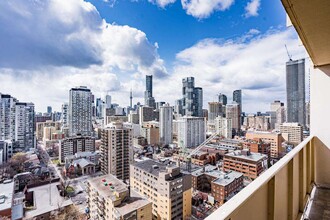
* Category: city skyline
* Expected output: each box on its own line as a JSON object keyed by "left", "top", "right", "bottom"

{"left": 0, "top": 0, "right": 308, "bottom": 114}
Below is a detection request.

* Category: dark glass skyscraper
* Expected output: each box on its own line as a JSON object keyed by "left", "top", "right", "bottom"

{"left": 233, "top": 90, "right": 242, "bottom": 112}
{"left": 182, "top": 77, "right": 203, "bottom": 117}
{"left": 144, "top": 75, "right": 156, "bottom": 108}
{"left": 218, "top": 93, "right": 227, "bottom": 105}
{"left": 286, "top": 59, "right": 305, "bottom": 127}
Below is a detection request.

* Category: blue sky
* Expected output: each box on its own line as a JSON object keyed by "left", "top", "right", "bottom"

{"left": 0, "top": 0, "right": 305, "bottom": 113}
{"left": 88, "top": 0, "right": 286, "bottom": 66}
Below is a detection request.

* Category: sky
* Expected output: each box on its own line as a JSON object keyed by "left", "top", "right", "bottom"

{"left": 0, "top": 0, "right": 307, "bottom": 113}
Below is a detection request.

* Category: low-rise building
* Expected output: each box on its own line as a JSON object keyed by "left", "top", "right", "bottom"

{"left": 87, "top": 174, "right": 152, "bottom": 220}
{"left": 0, "top": 180, "right": 14, "bottom": 218}
{"left": 223, "top": 149, "right": 268, "bottom": 180}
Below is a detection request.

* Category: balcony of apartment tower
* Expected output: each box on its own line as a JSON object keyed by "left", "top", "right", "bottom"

{"left": 207, "top": 1, "right": 330, "bottom": 219}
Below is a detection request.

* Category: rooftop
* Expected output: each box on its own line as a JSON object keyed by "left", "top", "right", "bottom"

{"left": 225, "top": 150, "right": 267, "bottom": 162}
{"left": 88, "top": 174, "right": 128, "bottom": 199}
{"left": 133, "top": 159, "right": 179, "bottom": 177}
{"left": 115, "top": 190, "right": 151, "bottom": 217}
{"left": 0, "top": 180, "right": 14, "bottom": 212}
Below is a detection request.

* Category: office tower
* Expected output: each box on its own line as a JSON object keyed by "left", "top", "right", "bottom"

{"left": 286, "top": 59, "right": 305, "bottom": 127}
{"left": 144, "top": 75, "right": 156, "bottom": 108}
{"left": 105, "top": 94, "right": 111, "bottom": 108}
{"left": 270, "top": 101, "right": 285, "bottom": 129}
{"left": 47, "top": 106, "right": 52, "bottom": 115}
{"left": 177, "top": 116, "right": 206, "bottom": 148}
{"left": 233, "top": 90, "right": 242, "bottom": 112}
{"left": 280, "top": 122, "right": 303, "bottom": 145}
{"left": 139, "top": 106, "right": 156, "bottom": 127}
{"left": 15, "top": 102, "right": 35, "bottom": 149}
{"left": 0, "top": 94, "right": 17, "bottom": 141}
{"left": 218, "top": 93, "right": 228, "bottom": 105}
{"left": 226, "top": 103, "right": 241, "bottom": 134}
{"left": 182, "top": 77, "right": 203, "bottom": 117}
{"left": 215, "top": 116, "right": 232, "bottom": 138}
{"left": 174, "top": 99, "right": 183, "bottom": 115}
{"left": 100, "top": 122, "right": 133, "bottom": 181}
{"left": 96, "top": 98, "right": 103, "bottom": 118}
{"left": 61, "top": 103, "right": 68, "bottom": 128}
{"left": 59, "top": 135, "right": 95, "bottom": 162}
{"left": 159, "top": 103, "right": 173, "bottom": 145}
{"left": 68, "top": 86, "right": 92, "bottom": 136}
{"left": 91, "top": 93, "right": 95, "bottom": 117}
{"left": 208, "top": 102, "right": 223, "bottom": 122}
{"left": 88, "top": 174, "right": 152, "bottom": 220}
{"left": 130, "top": 159, "right": 192, "bottom": 220}
{"left": 130, "top": 89, "right": 133, "bottom": 109}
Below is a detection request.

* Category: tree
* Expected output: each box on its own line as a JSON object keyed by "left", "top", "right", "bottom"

{"left": 51, "top": 204, "right": 85, "bottom": 220}
{"left": 9, "top": 152, "right": 28, "bottom": 173}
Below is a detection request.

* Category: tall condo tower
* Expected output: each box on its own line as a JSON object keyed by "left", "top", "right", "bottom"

{"left": 182, "top": 77, "right": 203, "bottom": 117}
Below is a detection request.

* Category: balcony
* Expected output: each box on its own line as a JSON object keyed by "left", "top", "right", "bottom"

{"left": 206, "top": 136, "right": 330, "bottom": 220}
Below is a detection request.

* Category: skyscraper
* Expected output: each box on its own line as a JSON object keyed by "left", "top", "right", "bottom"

{"left": 182, "top": 77, "right": 203, "bottom": 117}
{"left": 68, "top": 86, "right": 92, "bottom": 136}
{"left": 233, "top": 90, "right": 242, "bottom": 112}
{"left": 100, "top": 122, "right": 133, "bottom": 181}
{"left": 208, "top": 102, "right": 223, "bottom": 122}
{"left": 286, "top": 59, "right": 305, "bottom": 127}
{"left": 144, "top": 75, "right": 156, "bottom": 108}
{"left": 177, "top": 116, "right": 206, "bottom": 148}
{"left": 226, "top": 102, "right": 241, "bottom": 134}
{"left": 15, "top": 102, "right": 35, "bottom": 149}
{"left": 218, "top": 93, "right": 227, "bottom": 105}
{"left": 47, "top": 106, "right": 52, "bottom": 114}
{"left": 159, "top": 103, "right": 173, "bottom": 145}
{"left": 0, "top": 94, "right": 17, "bottom": 141}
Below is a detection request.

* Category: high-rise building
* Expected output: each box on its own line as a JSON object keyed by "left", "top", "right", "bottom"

{"left": 280, "top": 122, "right": 303, "bottom": 145}
{"left": 0, "top": 140, "right": 14, "bottom": 165}
{"left": 174, "top": 99, "right": 183, "bottom": 116}
{"left": 105, "top": 94, "right": 111, "bottom": 108}
{"left": 59, "top": 135, "right": 95, "bottom": 162}
{"left": 208, "top": 102, "right": 223, "bottom": 122}
{"left": 215, "top": 116, "right": 232, "bottom": 138}
{"left": 100, "top": 122, "right": 133, "bottom": 181}
{"left": 270, "top": 101, "right": 285, "bottom": 129}
{"left": 0, "top": 94, "right": 17, "bottom": 141}
{"left": 144, "top": 75, "right": 156, "bottom": 108}
{"left": 156, "top": 101, "right": 166, "bottom": 110}
{"left": 226, "top": 103, "right": 241, "bottom": 134}
{"left": 177, "top": 116, "right": 206, "bottom": 148}
{"left": 139, "top": 106, "right": 156, "bottom": 127}
{"left": 15, "top": 102, "right": 35, "bottom": 149}
{"left": 130, "top": 159, "right": 192, "bottom": 220}
{"left": 286, "top": 59, "right": 305, "bottom": 127}
{"left": 141, "top": 121, "right": 159, "bottom": 145}
{"left": 218, "top": 93, "right": 228, "bottom": 106}
{"left": 47, "top": 106, "right": 52, "bottom": 115}
{"left": 68, "top": 86, "right": 92, "bottom": 136}
{"left": 159, "top": 103, "right": 173, "bottom": 145}
{"left": 88, "top": 174, "right": 152, "bottom": 220}
{"left": 182, "top": 77, "right": 203, "bottom": 117}
{"left": 61, "top": 103, "right": 68, "bottom": 128}
{"left": 233, "top": 90, "right": 242, "bottom": 113}
{"left": 306, "top": 102, "right": 310, "bottom": 130}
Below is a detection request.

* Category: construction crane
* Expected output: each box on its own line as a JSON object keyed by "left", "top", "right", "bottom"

{"left": 285, "top": 44, "right": 293, "bottom": 61}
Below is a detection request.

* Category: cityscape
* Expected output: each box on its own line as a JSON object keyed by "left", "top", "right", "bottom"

{"left": 0, "top": 1, "right": 329, "bottom": 220}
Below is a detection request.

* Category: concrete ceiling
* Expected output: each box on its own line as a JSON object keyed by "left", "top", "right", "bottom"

{"left": 281, "top": 0, "right": 330, "bottom": 67}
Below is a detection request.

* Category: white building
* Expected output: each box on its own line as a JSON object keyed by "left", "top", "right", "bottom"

{"left": 0, "top": 94, "right": 17, "bottom": 141}
{"left": 69, "top": 86, "right": 92, "bottom": 136}
{"left": 215, "top": 116, "right": 232, "bottom": 138}
{"left": 177, "top": 116, "right": 206, "bottom": 148}
{"left": 100, "top": 122, "right": 133, "bottom": 181}
{"left": 159, "top": 103, "right": 173, "bottom": 145}
{"left": 279, "top": 122, "right": 303, "bottom": 145}
{"left": 15, "top": 102, "right": 35, "bottom": 149}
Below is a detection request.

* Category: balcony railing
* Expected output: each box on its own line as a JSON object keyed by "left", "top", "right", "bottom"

{"left": 207, "top": 135, "right": 330, "bottom": 220}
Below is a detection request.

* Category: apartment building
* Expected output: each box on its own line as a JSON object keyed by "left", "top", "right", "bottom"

{"left": 100, "top": 122, "right": 133, "bottom": 181}
{"left": 191, "top": 166, "right": 243, "bottom": 204}
{"left": 279, "top": 122, "right": 303, "bottom": 145}
{"left": 130, "top": 159, "right": 192, "bottom": 220}
{"left": 59, "top": 135, "right": 95, "bottom": 163}
{"left": 36, "top": 120, "right": 61, "bottom": 141}
{"left": 245, "top": 131, "right": 284, "bottom": 159}
{"left": 223, "top": 149, "right": 267, "bottom": 180}
{"left": 87, "top": 174, "right": 152, "bottom": 220}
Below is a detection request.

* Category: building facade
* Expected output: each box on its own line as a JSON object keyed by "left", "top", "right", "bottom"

{"left": 159, "top": 104, "right": 173, "bottom": 145}
{"left": 215, "top": 116, "right": 232, "bottom": 138}
{"left": 226, "top": 103, "right": 241, "bottom": 133}
{"left": 279, "top": 122, "right": 303, "bottom": 145}
{"left": 177, "top": 116, "right": 206, "bottom": 148}
{"left": 15, "top": 102, "right": 35, "bottom": 149}
{"left": 233, "top": 90, "right": 242, "bottom": 112}
{"left": 182, "top": 77, "right": 203, "bottom": 117}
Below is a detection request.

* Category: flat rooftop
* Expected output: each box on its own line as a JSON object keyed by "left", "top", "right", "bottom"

{"left": 225, "top": 150, "right": 267, "bottom": 162}
{"left": 115, "top": 190, "right": 151, "bottom": 217}
{"left": 133, "top": 159, "right": 178, "bottom": 177}
{"left": 192, "top": 167, "right": 243, "bottom": 186}
{"left": 88, "top": 174, "right": 128, "bottom": 199}
{"left": 213, "top": 171, "right": 243, "bottom": 186}
{"left": 0, "top": 180, "right": 14, "bottom": 212}
{"left": 25, "top": 183, "right": 72, "bottom": 219}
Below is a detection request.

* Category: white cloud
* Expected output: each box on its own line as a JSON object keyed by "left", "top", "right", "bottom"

{"left": 148, "top": 0, "right": 176, "bottom": 8}
{"left": 181, "top": 0, "right": 235, "bottom": 19}
{"left": 245, "top": 0, "right": 261, "bottom": 17}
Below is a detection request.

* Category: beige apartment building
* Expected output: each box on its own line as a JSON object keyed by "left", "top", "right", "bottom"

{"left": 279, "top": 122, "right": 303, "bottom": 145}
{"left": 245, "top": 131, "right": 284, "bottom": 159}
{"left": 100, "top": 121, "right": 133, "bottom": 181}
{"left": 36, "top": 120, "right": 61, "bottom": 141}
{"left": 130, "top": 159, "right": 192, "bottom": 220}
{"left": 87, "top": 174, "right": 152, "bottom": 220}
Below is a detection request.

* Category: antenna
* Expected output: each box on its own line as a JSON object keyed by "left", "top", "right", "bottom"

{"left": 285, "top": 44, "right": 293, "bottom": 61}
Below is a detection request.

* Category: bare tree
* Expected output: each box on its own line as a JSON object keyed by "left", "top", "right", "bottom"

{"left": 9, "top": 152, "right": 28, "bottom": 173}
